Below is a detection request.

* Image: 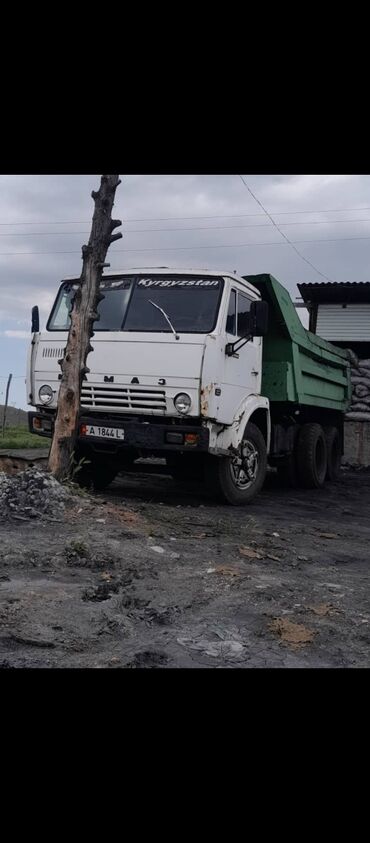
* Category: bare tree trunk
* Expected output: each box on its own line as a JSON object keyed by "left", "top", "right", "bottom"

{"left": 48, "top": 175, "right": 122, "bottom": 480}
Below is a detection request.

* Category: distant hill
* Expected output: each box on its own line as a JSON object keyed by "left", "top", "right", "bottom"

{"left": 0, "top": 404, "right": 28, "bottom": 427}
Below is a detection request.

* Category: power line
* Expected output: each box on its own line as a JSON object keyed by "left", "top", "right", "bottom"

{"left": 108, "top": 207, "right": 370, "bottom": 224}
{"left": 128, "top": 218, "right": 370, "bottom": 231}
{"left": 0, "top": 231, "right": 89, "bottom": 237}
{"left": 3, "top": 217, "right": 370, "bottom": 238}
{"left": 276, "top": 218, "right": 370, "bottom": 227}
{"left": 0, "top": 221, "right": 89, "bottom": 226}
{"left": 238, "top": 175, "right": 334, "bottom": 282}
{"left": 118, "top": 207, "right": 370, "bottom": 221}
{"left": 4, "top": 234, "right": 370, "bottom": 257}
{"left": 2, "top": 206, "right": 370, "bottom": 226}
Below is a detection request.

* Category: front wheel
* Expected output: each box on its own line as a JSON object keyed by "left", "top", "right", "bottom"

{"left": 206, "top": 422, "right": 267, "bottom": 505}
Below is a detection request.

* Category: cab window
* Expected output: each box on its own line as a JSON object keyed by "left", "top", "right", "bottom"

{"left": 226, "top": 290, "right": 237, "bottom": 335}
{"left": 237, "top": 293, "right": 252, "bottom": 336}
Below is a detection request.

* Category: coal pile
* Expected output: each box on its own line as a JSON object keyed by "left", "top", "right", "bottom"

{"left": 0, "top": 467, "right": 71, "bottom": 520}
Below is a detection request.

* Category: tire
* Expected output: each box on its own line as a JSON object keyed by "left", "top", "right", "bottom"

{"left": 205, "top": 422, "right": 267, "bottom": 505}
{"left": 324, "top": 426, "right": 341, "bottom": 481}
{"left": 297, "top": 423, "right": 327, "bottom": 488}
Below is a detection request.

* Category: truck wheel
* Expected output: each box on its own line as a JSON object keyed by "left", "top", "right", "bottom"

{"left": 206, "top": 422, "right": 267, "bottom": 505}
{"left": 324, "top": 426, "right": 341, "bottom": 481}
{"left": 297, "top": 423, "right": 327, "bottom": 488}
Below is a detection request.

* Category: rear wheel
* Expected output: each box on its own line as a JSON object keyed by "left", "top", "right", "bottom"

{"left": 297, "top": 423, "right": 327, "bottom": 488}
{"left": 206, "top": 422, "right": 267, "bottom": 505}
{"left": 324, "top": 426, "right": 341, "bottom": 481}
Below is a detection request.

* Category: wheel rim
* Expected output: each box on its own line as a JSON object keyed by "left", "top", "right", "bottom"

{"left": 229, "top": 438, "right": 259, "bottom": 490}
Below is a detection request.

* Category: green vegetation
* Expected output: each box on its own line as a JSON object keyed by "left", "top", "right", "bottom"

{"left": 0, "top": 426, "right": 48, "bottom": 450}
{"left": 65, "top": 539, "right": 90, "bottom": 563}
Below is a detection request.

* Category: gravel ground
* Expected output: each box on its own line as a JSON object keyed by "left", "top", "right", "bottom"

{"left": 0, "top": 456, "right": 369, "bottom": 668}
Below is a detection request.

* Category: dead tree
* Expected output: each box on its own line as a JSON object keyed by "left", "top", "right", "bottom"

{"left": 48, "top": 175, "right": 122, "bottom": 480}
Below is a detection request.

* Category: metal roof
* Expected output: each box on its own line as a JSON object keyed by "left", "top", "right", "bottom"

{"left": 298, "top": 282, "right": 370, "bottom": 305}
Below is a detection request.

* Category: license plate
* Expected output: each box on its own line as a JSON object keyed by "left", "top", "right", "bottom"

{"left": 81, "top": 425, "right": 125, "bottom": 440}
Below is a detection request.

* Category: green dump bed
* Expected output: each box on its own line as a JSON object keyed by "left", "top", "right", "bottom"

{"left": 244, "top": 274, "right": 351, "bottom": 412}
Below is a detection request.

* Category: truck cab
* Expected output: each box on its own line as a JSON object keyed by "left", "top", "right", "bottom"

{"left": 27, "top": 268, "right": 270, "bottom": 504}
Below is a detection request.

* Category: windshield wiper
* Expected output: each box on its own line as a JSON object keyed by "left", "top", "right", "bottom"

{"left": 148, "top": 300, "right": 180, "bottom": 340}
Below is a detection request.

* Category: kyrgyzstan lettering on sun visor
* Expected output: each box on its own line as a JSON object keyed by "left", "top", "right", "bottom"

{"left": 99, "top": 276, "right": 222, "bottom": 290}
{"left": 137, "top": 278, "right": 220, "bottom": 288}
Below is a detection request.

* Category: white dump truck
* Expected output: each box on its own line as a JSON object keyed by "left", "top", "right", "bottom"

{"left": 27, "top": 268, "right": 350, "bottom": 504}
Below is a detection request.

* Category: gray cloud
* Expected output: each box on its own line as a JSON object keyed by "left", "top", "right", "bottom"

{"left": 1, "top": 174, "right": 370, "bottom": 408}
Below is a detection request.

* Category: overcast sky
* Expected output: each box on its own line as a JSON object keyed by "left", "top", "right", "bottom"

{"left": 1, "top": 173, "right": 370, "bottom": 411}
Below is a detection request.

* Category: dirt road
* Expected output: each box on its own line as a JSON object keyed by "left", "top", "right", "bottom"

{"left": 1, "top": 459, "right": 370, "bottom": 668}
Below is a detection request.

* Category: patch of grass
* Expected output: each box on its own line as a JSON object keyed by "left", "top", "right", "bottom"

{"left": 68, "top": 540, "right": 88, "bottom": 557}
{"left": 65, "top": 539, "right": 91, "bottom": 565}
{"left": 63, "top": 480, "right": 89, "bottom": 498}
{"left": 0, "top": 425, "right": 47, "bottom": 449}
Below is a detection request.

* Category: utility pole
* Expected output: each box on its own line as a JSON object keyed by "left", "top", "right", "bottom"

{"left": 48, "top": 175, "right": 122, "bottom": 480}
{"left": 2, "top": 373, "right": 12, "bottom": 437}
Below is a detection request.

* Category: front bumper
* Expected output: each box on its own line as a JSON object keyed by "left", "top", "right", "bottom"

{"left": 28, "top": 411, "right": 210, "bottom": 454}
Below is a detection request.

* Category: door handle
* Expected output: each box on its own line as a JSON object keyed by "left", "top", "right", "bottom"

{"left": 251, "top": 369, "right": 259, "bottom": 375}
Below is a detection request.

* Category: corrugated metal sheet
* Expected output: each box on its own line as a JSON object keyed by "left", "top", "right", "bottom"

{"left": 316, "top": 304, "right": 370, "bottom": 341}
{"left": 298, "top": 282, "right": 370, "bottom": 304}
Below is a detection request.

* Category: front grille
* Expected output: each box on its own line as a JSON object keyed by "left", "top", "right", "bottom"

{"left": 80, "top": 384, "right": 167, "bottom": 412}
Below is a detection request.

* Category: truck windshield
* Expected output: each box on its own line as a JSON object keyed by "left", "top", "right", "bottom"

{"left": 47, "top": 275, "right": 224, "bottom": 334}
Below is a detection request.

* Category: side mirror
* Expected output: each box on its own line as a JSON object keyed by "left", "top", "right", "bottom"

{"left": 250, "top": 300, "right": 268, "bottom": 336}
{"left": 31, "top": 305, "right": 40, "bottom": 333}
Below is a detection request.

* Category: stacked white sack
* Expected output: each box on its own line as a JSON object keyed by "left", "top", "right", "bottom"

{"left": 346, "top": 349, "right": 370, "bottom": 421}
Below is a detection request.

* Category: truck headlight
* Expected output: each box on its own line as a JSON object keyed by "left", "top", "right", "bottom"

{"left": 39, "top": 385, "right": 53, "bottom": 405}
{"left": 174, "top": 393, "right": 191, "bottom": 414}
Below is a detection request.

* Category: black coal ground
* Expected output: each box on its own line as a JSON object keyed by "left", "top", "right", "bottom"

{"left": 0, "top": 463, "right": 370, "bottom": 668}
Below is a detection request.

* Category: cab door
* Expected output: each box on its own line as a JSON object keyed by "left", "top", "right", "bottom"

{"left": 219, "top": 287, "right": 262, "bottom": 424}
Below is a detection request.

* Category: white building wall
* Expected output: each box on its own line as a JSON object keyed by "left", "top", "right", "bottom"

{"left": 316, "top": 304, "right": 370, "bottom": 342}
